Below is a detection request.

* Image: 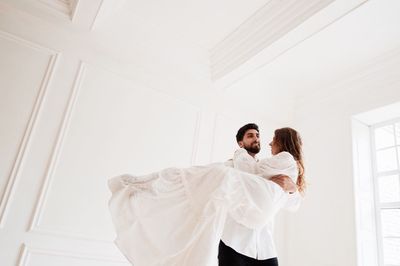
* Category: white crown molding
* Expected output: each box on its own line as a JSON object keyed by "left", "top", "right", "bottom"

{"left": 69, "top": 0, "right": 79, "bottom": 21}
{"left": 89, "top": 0, "right": 126, "bottom": 30}
{"left": 0, "top": 31, "right": 59, "bottom": 228}
{"left": 211, "top": 0, "right": 368, "bottom": 91}
{"left": 36, "top": 0, "right": 79, "bottom": 20}
{"left": 87, "top": 0, "right": 105, "bottom": 30}
{"left": 28, "top": 62, "right": 87, "bottom": 236}
{"left": 210, "top": 0, "right": 335, "bottom": 80}
{"left": 18, "top": 244, "right": 127, "bottom": 266}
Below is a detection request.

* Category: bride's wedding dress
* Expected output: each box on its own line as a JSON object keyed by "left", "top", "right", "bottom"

{"left": 108, "top": 149, "right": 298, "bottom": 266}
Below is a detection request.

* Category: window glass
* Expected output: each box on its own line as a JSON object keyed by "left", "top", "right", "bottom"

{"left": 383, "top": 238, "right": 400, "bottom": 265}
{"left": 395, "top": 123, "right": 400, "bottom": 145}
{"left": 375, "top": 125, "right": 395, "bottom": 149}
{"left": 381, "top": 209, "right": 400, "bottom": 237}
{"left": 376, "top": 148, "right": 398, "bottom": 172}
{"left": 378, "top": 175, "right": 400, "bottom": 203}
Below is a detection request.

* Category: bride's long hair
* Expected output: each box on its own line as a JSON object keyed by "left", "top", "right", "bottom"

{"left": 274, "top": 127, "right": 306, "bottom": 194}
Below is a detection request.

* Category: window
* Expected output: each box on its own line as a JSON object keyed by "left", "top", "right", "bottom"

{"left": 371, "top": 120, "right": 400, "bottom": 266}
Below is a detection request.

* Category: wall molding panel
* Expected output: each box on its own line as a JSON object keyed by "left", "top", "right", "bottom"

{"left": 27, "top": 62, "right": 202, "bottom": 243}
{"left": 0, "top": 30, "right": 58, "bottom": 55}
{"left": 0, "top": 30, "right": 59, "bottom": 228}
{"left": 18, "top": 244, "right": 127, "bottom": 266}
{"left": 190, "top": 112, "right": 201, "bottom": 165}
{"left": 88, "top": 0, "right": 127, "bottom": 30}
{"left": 28, "top": 62, "right": 88, "bottom": 239}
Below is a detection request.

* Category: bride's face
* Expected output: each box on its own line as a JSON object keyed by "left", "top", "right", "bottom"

{"left": 269, "top": 137, "right": 281, "bottom": 155}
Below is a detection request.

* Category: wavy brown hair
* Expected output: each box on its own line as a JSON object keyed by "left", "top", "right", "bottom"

{"left": 274, "top": 127, "right": 306, "bottom": 193}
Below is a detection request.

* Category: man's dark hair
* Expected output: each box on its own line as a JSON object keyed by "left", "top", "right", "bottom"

{"left": 236, "top": 123, "right": 259, "bottom": 142}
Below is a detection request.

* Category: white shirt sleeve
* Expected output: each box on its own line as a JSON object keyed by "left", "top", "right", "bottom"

{"left": 224, "top": 150, "right": 301, "bottom": 226}
{"left": 223, "top": 168, "right": 282, "bottom": 229}
{"left": 232, "top": 148, "right": 258, "bottom": 173}
{"left": 224, "top": 159, "right": 234, "bottom": 168}
{"left": 257, "top": 153, "right": 301, "bottom": 213}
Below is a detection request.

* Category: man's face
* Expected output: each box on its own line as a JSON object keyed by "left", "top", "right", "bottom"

{"left": 238, "top": 129, "right": 260, "bottom": 154}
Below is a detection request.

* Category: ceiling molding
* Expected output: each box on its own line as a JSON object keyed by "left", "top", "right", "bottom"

{"left": 210, "top": 0, "right": 335, "bottom": 81}
{"left": 211, "top": 0, "right": 369, "bottom": 90}
{"left": 89, "top": 0, "right": 126, "bottom": 30}
{"left": 36, "top": 0, "right": 79, "bottom": 20}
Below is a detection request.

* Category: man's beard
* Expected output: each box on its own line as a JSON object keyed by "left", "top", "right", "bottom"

{"left": 243, "top": 142, "right": 260, "bottom": 154}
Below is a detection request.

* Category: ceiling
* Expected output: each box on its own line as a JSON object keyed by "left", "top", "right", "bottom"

{"left": 214, "top": 0, "right": 400, "bottom": 119}
{"left": 1, "top": 0, "right": 400, "bottom": 119}
{"left": 103, "top": 0, "right": 271, "bottom": 50}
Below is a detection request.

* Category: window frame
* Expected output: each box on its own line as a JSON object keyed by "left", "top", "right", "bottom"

{"left": 370, "top": 117, "right": 400, "bottom": 266}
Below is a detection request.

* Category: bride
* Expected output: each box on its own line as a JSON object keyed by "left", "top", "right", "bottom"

{"left": 108, "top": 127, "right": 305, "bottom": 266}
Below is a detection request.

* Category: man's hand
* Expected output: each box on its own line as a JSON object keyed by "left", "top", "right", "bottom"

{"left": 270, "top": 174, "right": 297, "bottom": 193}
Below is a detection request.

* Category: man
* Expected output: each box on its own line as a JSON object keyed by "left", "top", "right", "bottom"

{"left": 219, "top": 123, "right": 301, "bottom": 266}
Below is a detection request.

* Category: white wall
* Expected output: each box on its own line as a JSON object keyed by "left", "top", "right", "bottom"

{"left": 0, "top": 29, "right": 207, "bottom": 265}
{"left": 284, "top": 48, "right": 400, "bottom": 266}
{"left": 4, "top": 2, "right": 400, "bottom": 266}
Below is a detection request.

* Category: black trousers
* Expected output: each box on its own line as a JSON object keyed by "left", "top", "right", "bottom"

{"left": 218, "top": 241, "right": 279, "bottom": 266}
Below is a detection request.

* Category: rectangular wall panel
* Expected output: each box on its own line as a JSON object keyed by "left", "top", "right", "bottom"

{"left": 30, "top": 64, "right": 201, "bottom": 241}
{"left": 20, "top": 246, "right": 129, "bottom": 266}
{"left": 0, "top": 32, "right": 56, "bottom": 227}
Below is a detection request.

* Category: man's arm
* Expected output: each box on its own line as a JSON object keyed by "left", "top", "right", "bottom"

{"left": 269, "top": 174, "right": 302, "bottom": 211}
{"left": 269, "top": 174, "right": 297, "bottom": 193}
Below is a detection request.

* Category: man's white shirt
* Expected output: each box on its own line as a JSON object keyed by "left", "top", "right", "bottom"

{"left": 222, "top": 151, "right": 301, "bottom": 259}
